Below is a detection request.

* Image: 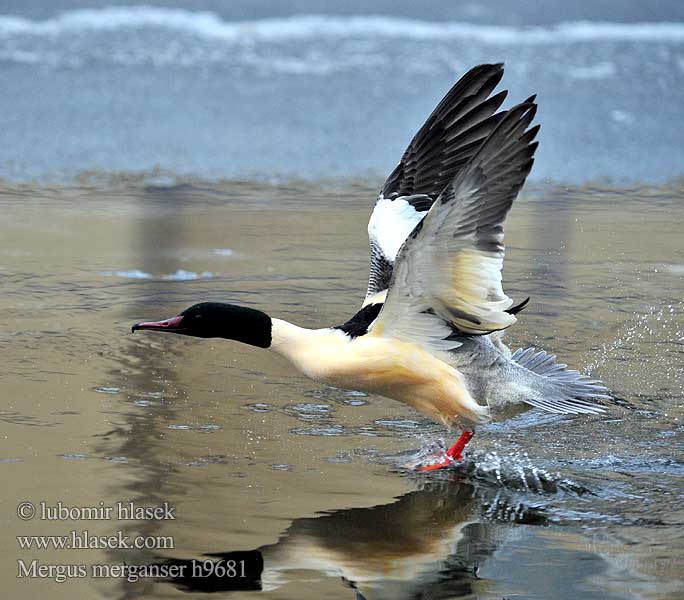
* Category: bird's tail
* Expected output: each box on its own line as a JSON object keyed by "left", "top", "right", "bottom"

{"left": 511, "top": 347, "right": 611, "bottom": 415}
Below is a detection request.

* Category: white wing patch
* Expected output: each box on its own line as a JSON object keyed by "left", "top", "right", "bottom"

{"left": 361, "top": 289, "right": 387, "bottom": 308}
{"left": 368, "top": 195, "right": 426, "bottom": 261}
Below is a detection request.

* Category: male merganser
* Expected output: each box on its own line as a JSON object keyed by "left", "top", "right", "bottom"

{"left": 132, "top": 64, "right": 610, "bottom": 470}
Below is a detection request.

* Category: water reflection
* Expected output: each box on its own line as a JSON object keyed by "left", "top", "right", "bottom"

{"left": 157, "top": 478, "right": 546, "bottom": 599}
{"left": 3, "top": 181, "right": 684, "bottom": 599}
{"left": 101, "top": 184, "right": 192, "bottom": 598}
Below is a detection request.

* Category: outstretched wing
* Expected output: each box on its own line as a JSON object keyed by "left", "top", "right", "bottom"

{"left": 370, "top": 99, "right": 539, "bottom": 352}
{"left": 366, "top": 63, "right": 510, "bottom": 301}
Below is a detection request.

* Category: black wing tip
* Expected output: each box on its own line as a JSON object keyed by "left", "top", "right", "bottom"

{"left": 472, "top": 62, "right": 505, "bottom": 87}
{"left": 381, "top": 62, "right": 512, "bottom": 201}
{"left": 506, "top": 296, "right": 530, "bottom": 315}
{"left": 474, "top": 62, "right": 504, "bottom": 73}
{"left": 512, "top": 98, "right": 538, "bottom": 119}
{"left": 521, "top": 156, "right": 536, "bottom": 178}
{"left": 436, "top": 86, "right": 540, "bottom": 207}
{"left": 492, "top": 98, "right": 540, "bottom": 155}
{"left": 488, "top": 88, "right": 509, "bottom": 107}
{"left": 527, "top": 123, "right": 542, "bottom": 140}
{"left": 440, "top": 63, "right": 507, "bottom": 112}
{"left": 505, "top": 96, "right": 538, "bottom": 118}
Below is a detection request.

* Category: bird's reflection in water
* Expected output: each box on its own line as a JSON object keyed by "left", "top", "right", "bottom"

{"left": 157, "top": 476, "right": 546, "bottom": 599}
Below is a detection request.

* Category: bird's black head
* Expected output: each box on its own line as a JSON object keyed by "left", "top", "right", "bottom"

{"left": 132, "top": 302, "right": 272, "bottom": 348}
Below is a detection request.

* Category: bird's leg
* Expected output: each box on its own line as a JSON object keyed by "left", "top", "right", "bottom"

{"left": 418, "top": 429, "right": 474, "bottom": 472}
{"left": 446, "top": 429, "right": 474, "bottom": 461}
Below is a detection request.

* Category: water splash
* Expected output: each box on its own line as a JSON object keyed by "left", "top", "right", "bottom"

{"left": 396, "top": 438, "right": 589, "bottom": 495}
{"left": 461, "top": 451, "right": 590, "bottom": 495}
{"left": 584, "top": 301, "right": 684, "bottom": 398}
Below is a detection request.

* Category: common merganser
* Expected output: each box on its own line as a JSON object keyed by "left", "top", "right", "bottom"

{"left": 132, "top": 64, "right": 610, "bottom": 470}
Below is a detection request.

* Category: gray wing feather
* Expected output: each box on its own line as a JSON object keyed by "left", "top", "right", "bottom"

{"left": 372, "top": 99, "right": 539, "bottom": 344}
{"left": 512, "top": 348, "right": 611, "bottom": 414}
{"left": 366, "top": 63, "right": 510, "bottom": 298}
{"left": 382, "top": 63, "right": 508, "bottom": 201}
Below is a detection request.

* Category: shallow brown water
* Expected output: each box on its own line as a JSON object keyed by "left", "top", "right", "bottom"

{"left": 1, "top": 179, "right": 683, "bottom": 599}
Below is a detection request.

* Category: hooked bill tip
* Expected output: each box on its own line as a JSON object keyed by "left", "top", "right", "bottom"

{"left": 130, "top": 315, "right": 184, "bottom": 333}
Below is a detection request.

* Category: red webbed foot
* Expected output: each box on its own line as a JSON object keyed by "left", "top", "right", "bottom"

{"left": 418, "top": 430, "right": 474, "bottom": 472}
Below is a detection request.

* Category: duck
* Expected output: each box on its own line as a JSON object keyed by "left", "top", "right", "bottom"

{"left": 132, "top": 63, "right": 610, "bottom": 470}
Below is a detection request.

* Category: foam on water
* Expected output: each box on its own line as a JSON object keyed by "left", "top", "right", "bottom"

{"left": 2, "top": 8, "right": 684, "bottom": 73}
{"left": 211, "top": 248, "right": 234, "bottom": 257}
{"left": 2, "top": 8, "right": 684, "bottom": 43}
{"left": 2, "top": 7, "right": 684, "bottom": 182}
{"left": 162, "top": 270, "right": 214, "bottom": 281}
{"left": 101, "top": 269, "right": 153, "bottom": 280}
{"left": 101, "top": 269, "right": 214, "bottom": 281}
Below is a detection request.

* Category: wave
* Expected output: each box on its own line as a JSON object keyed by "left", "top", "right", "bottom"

{"left": 1, "top": 7, "right": 684, "bottom": 44}
{"left": 101, "top": 269, "right": 215, "bottom": 281}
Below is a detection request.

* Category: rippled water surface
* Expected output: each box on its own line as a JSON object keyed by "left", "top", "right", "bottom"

{"left": 1, "top": 180, "right": 684, "bottom": 599}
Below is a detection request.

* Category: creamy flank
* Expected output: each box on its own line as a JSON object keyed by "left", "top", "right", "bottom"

{"left": 270, "top": 319, "right": 489, "bottom": 426}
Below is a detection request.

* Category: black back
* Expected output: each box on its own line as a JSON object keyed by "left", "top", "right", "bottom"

{"left": 335, "top": 303, "right": 383, "bottom": 339}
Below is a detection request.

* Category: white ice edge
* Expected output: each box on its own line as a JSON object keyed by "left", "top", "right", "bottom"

{"left": 2, "top": 8, "right": 684, "bottom": 44}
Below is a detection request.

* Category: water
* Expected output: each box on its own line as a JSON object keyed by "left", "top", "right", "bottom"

{"left": 2, "top": 5, "right": 684, "bottom": 182}
{"left": 1, "top": 179, "right": 683, "bottom": 598}
{"left": 2, "top": 2, "right": 684, "bottom": 595}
